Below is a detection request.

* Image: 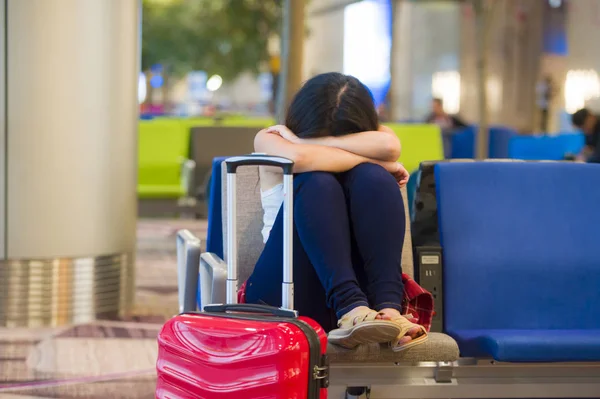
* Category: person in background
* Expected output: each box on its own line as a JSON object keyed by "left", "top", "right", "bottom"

{"left": 536, "top": 75, "right": 555, "bottom": 133}
{"left": 425, "top": 98, "right": 467, "bottom": 129}
{"left": 571, "top": 108, "right": 600, "bottom": 163}
{"left": 425, "top": 98, "right": 467, "bottom": 158}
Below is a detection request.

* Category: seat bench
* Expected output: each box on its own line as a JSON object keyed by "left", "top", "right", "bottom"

{"left": 450, "top": 329, "right": 600, "bottom": 362}
{"left": 327, "top": 332, "right": 459, "bottom": 363}
{"left": 435, "top": 161, "right": 600, "bottom": 363}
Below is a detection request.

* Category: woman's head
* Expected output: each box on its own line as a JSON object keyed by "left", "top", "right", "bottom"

{"left": 285, "top": 72, "right": 379, "bottom": 139}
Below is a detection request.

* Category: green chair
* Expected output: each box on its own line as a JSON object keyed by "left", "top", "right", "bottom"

{"left": 138, "top": 120, "right": 196, "bottom": 215}
{"left": 387, "top": 124, "right": 444, "bottom": 174}
{"left": 219, "top": 117, "right": 275, "bottom": 127}
{"left": 189, "top": 126, "right": 260, "bottom": 199}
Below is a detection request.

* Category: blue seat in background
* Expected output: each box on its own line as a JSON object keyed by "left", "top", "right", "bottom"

{"left": 488, "top": 126, "right": 515, "bottom": 158}
{"left": 557, "top": 132, "right": 586, "bottom": 155}
{"left": 406, "top": 170, "right": 420, "bottom": 219}
{"left": 435, "top": 162, "right": 600, "bottom": 362}
{"left": 205, "top": 156, "right": 228, "bottom": 259}
{"left": 450, "top": 126, "right": 516, "bottom": 159}
{"left": 449, "top": 126, "right": 476, "bottom": 159}
{"left": 508, "top": 133, "right": 585, "bottom": 160}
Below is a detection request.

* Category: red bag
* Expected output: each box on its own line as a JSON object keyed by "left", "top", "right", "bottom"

{"left": 156, "top": 155, "right": 329, "bottom": 399}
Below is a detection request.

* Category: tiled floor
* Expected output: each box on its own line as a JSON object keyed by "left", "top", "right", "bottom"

{"left": 0, "top": 219, "right": 208, "bottom": 399}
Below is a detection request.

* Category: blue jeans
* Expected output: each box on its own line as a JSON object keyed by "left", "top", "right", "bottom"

{"left": 245, "top": 163, "right": 406, "bottom": 332}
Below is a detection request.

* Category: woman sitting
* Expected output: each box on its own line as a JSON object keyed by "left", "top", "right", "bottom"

{"left": 245, "top": 72, "right": 428, "bottom": 352}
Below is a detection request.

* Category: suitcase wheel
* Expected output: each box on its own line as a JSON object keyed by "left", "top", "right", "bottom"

{"left": 345, "top": 386, "right": 370, "bottom": 398}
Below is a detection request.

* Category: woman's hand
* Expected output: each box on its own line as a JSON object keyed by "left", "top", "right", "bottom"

{"left": 265, "top": 125, "right": 300, "bottom": 144}
{"left": 378, "top": 124, "right": 395, "bottom": 134}
{"left": 391, "top": 162, "right": 410, "bottom": 188}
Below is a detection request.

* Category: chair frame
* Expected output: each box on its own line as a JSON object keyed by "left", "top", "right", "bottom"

{"left": 329, "top": 360, "right": 600, "bottom": 398}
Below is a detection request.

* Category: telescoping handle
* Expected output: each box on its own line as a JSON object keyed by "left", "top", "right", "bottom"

{"left": 224, "top": 154, "right": 295, "bottom": 310}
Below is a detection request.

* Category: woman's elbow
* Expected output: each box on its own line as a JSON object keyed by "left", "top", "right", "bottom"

{"left": 386, "top": 135, "right": 401, "bottom": 160}
{"left": 253, "top": 130, "right": 312, "bottom": 170}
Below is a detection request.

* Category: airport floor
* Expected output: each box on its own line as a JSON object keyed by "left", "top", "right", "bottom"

{"left": 0, "top": 219, "right": 208, "bottom": 399}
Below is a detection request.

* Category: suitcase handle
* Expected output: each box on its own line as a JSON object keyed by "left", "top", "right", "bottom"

{"left": 225, "top": 154, "right": 294, "bottom": 175}
{"left": 203, "top": 303, "right": 298, "bottom": 318}
{"left": 225, "top": 154, "right": 295, "bottom": 310}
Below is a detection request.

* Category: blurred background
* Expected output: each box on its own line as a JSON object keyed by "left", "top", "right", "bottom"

{"left": 1, "top": 0, "right": 599, "bottom": 397}
{"left": 138, "top": 0, "right": 598, "bottom": 160}
{"left": 140, "top": 0, "right": 588, "bottom": 132}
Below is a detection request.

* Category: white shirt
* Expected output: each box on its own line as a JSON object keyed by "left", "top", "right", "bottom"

{"left": 260, "top": 183, "right": 284, "bottom": 243}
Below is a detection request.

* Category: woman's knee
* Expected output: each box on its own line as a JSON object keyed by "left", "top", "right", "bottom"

{"left": 345, "top": 162, "right": 399, "bottom": 193}
{"left": 294, "top": 171, "right": 342, "bottom": 197}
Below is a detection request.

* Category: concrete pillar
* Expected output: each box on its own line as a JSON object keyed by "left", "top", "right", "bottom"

{"left": 0, "top": 0, "right": 139, "bottom": 327}
{"left": 277, "top": 0, "right": 306, "bottom": 122}
{"left": 460, "top": 0, "right": 544, "bottom": 131}
{"left": 389, "top": 0, "right": 414, "bottom": 121}
{"left": 303, "top": 0, "right": 345, "bottom": 79}
{"left": 389, "top": 1, "right": 461, "bottom": 121}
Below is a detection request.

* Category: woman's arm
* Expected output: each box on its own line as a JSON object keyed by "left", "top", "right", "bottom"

{"left": 254, "top": 129, "right": 400, "bottom": 174}
{"left": 299, "top": 125, "right": 401, "bottom": 162}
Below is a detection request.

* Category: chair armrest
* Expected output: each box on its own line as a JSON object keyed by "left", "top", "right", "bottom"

{"left": 181, "top": 158, "right": 196, "bottom": 197}
{"left": 199, "top": 252, "right": 227, "bottom": 310}
{"left": 195, "top": 170, "right": 213, "bottom": 200}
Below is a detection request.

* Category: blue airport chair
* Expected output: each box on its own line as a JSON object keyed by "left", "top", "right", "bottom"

{"left": 488, "top": 126, "right": 516, "bottom": 158}
{"left": 435, "top": 162, "right": 600, "bottom": 362}
{"left": 406, "top": 170, "right": 420, "bottom": 220}
{"left": 451, "top": 125, "right": 516, "bottom": 159}
{"left": 205, "top": 156, "right": 228, "bottom": 259}
{"left": 508, "top": 133, "right": 585, "bottom": 160}
{"left": 449, "top": 126, "right": 476, "bottom": 158}
{"left": 557, "top": 132, "right": 586, "bottom": 155}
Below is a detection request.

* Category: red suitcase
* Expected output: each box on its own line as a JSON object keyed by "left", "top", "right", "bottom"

{"left": 156, "top": 155, "right": 329, "bottom": 399}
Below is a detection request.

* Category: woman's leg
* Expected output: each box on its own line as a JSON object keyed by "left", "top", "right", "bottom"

{"left": 246, "top": 171, "right": 400, "bottom": 345}
{"left": 338, "top": 163, "right": 427, "bottom": 347}
{"left": 338, "top": 162, "right": 406, "bottom": 311}
{"left": 246, "top": 171, "right": 366, "bottom": 331}
{"left": 247, "top": 224, "right": 337, "bottom": 331}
